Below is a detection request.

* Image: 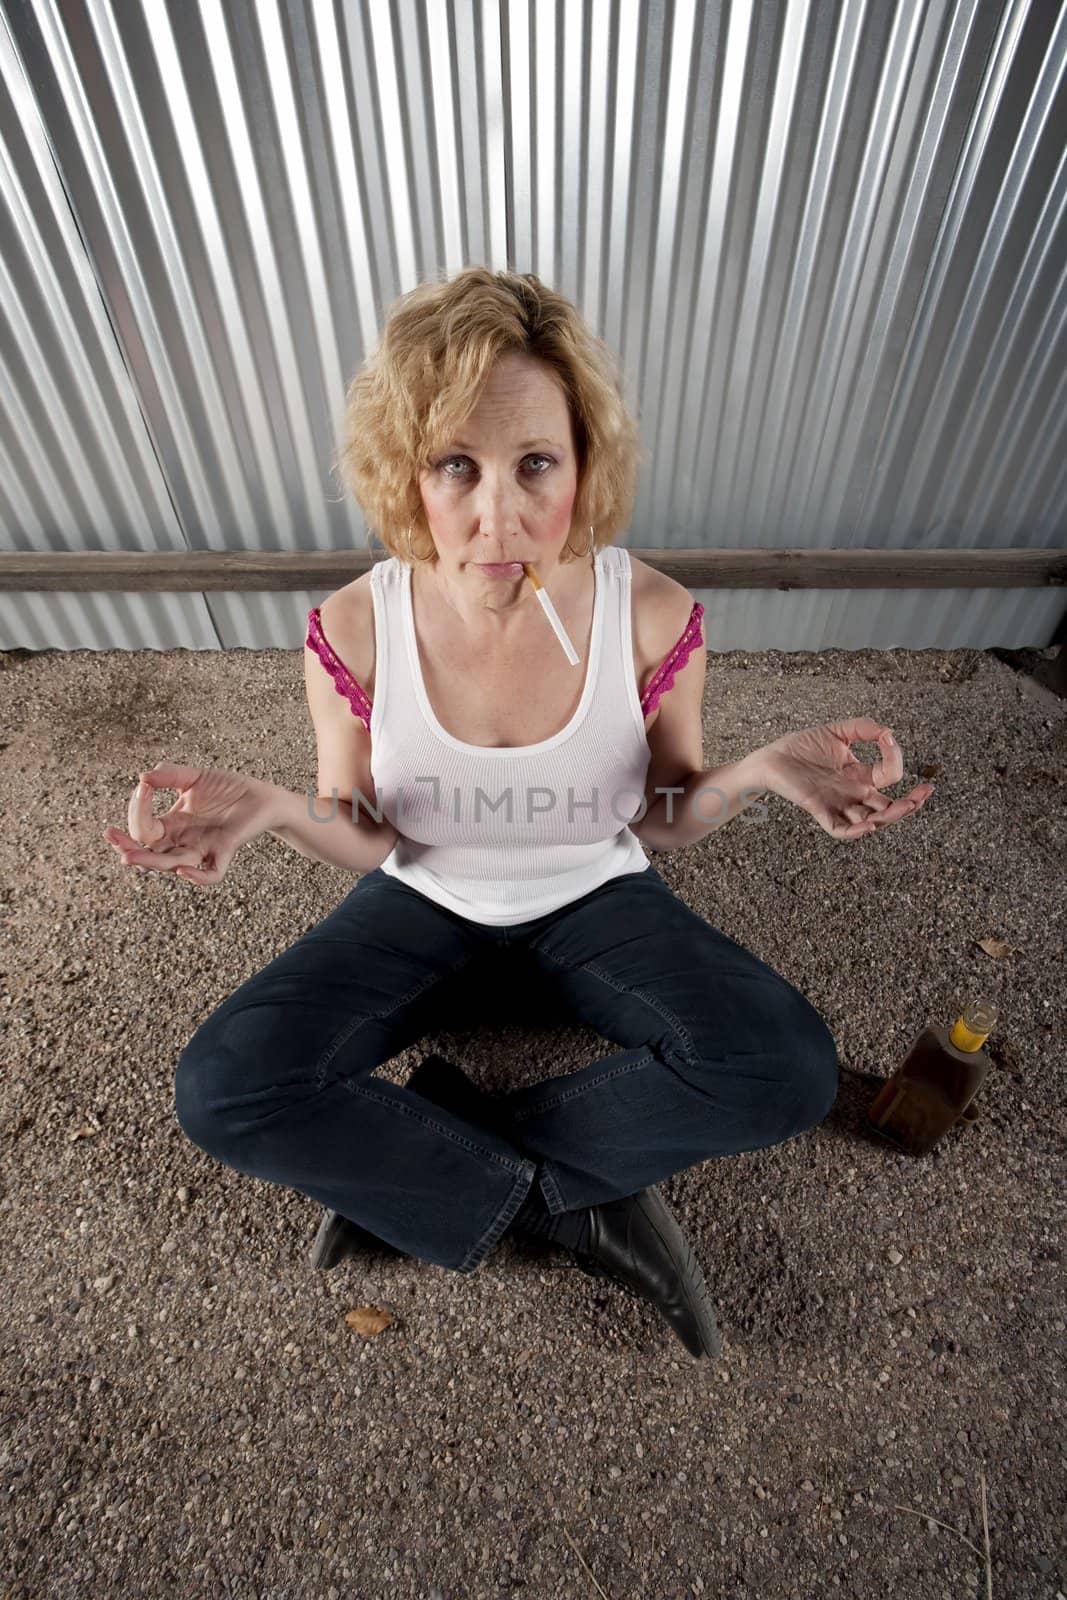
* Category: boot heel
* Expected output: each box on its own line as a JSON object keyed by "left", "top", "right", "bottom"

{"left": 310, "top": 1208, "right": 399, "bottom": 1270}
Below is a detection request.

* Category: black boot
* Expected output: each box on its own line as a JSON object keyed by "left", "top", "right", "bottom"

{"left": 310, "top": 1206, "right": 400, "bottom": 1269}
{"left": 569, "top": 1188, "right": 722, "bottom": 1361}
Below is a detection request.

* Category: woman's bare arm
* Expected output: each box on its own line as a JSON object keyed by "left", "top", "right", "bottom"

{"left": 266, "top": 787, "right": 398, "bottom": 872}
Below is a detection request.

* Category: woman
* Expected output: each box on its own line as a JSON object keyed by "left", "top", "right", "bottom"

{"left": 102, "top": 268, "right": 933, "bottom": 1362}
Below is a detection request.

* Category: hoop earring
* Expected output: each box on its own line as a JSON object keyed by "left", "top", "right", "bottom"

{"left": 403, "top": 523, "right": 436, "bottom": 563}
{"left": 565, "top": 524, "right": 596, "bottom": 561}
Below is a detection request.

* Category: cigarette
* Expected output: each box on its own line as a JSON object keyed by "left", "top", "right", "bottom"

{"left": 521, "top": 564, "right": 580, "bottom": 665}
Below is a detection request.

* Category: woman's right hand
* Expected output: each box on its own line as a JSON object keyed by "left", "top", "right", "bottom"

{"left": 102, "top": 763, "right": 276, "bottom": 885}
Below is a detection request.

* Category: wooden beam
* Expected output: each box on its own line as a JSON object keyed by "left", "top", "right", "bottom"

{"left": 0, "top": 547, "right": 1063, "bottom": 592}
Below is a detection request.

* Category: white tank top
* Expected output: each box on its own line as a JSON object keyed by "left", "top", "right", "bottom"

{"left": 368, "top": 544, "right": 653, "bottom": 925}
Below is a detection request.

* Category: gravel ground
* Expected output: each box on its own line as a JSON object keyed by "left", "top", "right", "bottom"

{"left": 1, "top": 637, "right": 1064, "bottom": 1600}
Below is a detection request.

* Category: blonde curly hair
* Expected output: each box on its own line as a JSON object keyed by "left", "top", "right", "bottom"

{"left": 331, "top": 266, "right": 649, "bottom": 565}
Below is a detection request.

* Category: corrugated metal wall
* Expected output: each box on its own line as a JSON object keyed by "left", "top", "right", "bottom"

{"left": 1, "top": 0, "right": 1064, "bottom": 653}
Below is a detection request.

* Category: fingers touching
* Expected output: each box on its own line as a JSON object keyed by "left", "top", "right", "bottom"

{"left": 104, "top": 774, "right": 203, "bottom": 876}
{"left": 834, "top": 785, "right": 934, "bottom": 838}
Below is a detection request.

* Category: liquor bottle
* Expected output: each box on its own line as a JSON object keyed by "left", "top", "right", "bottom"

{"left": 867, "top": 998, "right": 998, "bottom": 1156}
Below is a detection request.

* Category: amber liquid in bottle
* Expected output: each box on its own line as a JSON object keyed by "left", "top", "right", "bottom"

{"left": 867, "top": 999, "right": 997, "bottom": 1156}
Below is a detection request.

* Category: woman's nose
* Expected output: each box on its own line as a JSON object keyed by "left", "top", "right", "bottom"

{"left": 475, "top": 509, "right": 523, "bottom": 540}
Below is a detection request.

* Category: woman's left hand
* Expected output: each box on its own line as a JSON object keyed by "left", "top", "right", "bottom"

{"left": 762, "top": 718, "right": 935, "bottom": 842}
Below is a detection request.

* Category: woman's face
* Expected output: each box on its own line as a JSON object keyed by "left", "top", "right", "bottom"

{"left": 416, "top": 351, "right": 580, "bottom": 590}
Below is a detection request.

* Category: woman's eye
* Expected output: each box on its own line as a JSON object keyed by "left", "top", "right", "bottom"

{"left": 441, "top": 454, "right": 552, "bottom": 477}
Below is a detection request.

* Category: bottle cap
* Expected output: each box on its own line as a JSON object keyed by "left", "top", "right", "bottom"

{"left": 950, "top": 997, "right": 997, "bottom": 1052}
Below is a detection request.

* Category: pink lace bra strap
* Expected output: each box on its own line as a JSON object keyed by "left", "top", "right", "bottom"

{"left": 639, "top": 601, "right": 705, "bottom": 717}
{"left": 304, "top": 598, "right": 701, "bottom": 731}
{"left": 305, "top": 607, "right": 373, "bottom": 732}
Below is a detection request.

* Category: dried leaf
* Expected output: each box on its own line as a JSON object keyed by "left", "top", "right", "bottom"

{"left": 344, "top": 1305, "right": 395, "bottom": 1339}
{"left": 975, "top": 937, "right": 1019, "bottom": 959}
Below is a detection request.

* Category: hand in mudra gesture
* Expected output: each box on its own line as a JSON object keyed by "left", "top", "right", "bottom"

{"left": 102, "top": 762, "right": 274, "bottom": 885}
{"left": 764, "top": 719, "right": 935, "bottom": 842}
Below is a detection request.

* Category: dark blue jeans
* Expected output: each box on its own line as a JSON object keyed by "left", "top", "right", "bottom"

{"left": 174, "top": 861, "right": 838, "bottom": 1275}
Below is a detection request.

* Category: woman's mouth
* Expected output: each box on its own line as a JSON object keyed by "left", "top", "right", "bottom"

{"left": 474, "top": 562, "right": 525, "bottom": 577}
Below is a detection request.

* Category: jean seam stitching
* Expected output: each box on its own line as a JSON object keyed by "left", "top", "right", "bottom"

{"left": 312, "top": 960, "right": 473, "bottom": 1090}
{"left": 538, "top": 1163, "right": 566, "bottom": 1213}
{"left": 458, "top": 1161, "right": 538, "bottom": 1274}
{"left": 509, "top": 1055, "right": 658, "bottom": 1121}
{"left": 347, "top": 1080, "right": 529, "bottom": 1172}
{"left": 509, "top": 948, "right": 699, "bottom": 1125}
